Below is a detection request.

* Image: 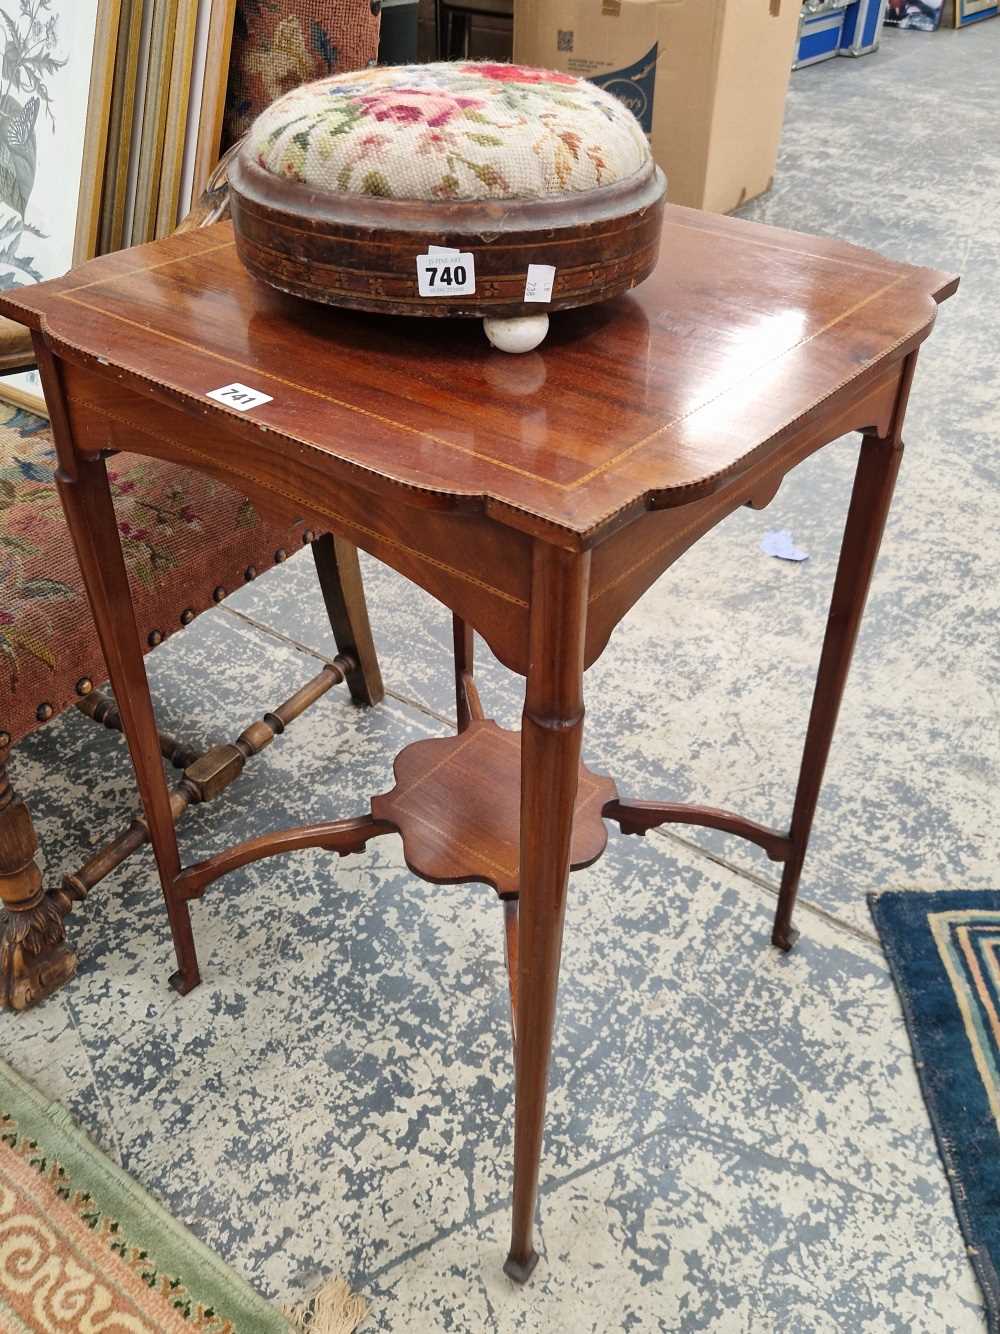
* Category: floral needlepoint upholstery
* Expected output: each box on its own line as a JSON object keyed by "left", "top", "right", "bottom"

{"left": 249, "top": 61, "right": 651, "bottom": 202}
{"left": 223, "top": 0, "right": 382, "bottom": 150}
{"left": 0, "top": 405, "right": 306, "bottom": 749}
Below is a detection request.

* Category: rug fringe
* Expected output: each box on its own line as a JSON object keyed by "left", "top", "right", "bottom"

{"left": 285, "top": 1276, "right": 368, "bottom": 1333}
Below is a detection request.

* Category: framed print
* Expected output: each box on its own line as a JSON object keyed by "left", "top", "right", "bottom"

{"left": 0, "top": 0, "right": 121, "bottom": 416}
{"left": 953, "top": 0, "right": 998, "bottom": 25}
{"left": 155, "top": 0, "right": 199, "bottom": 235}
{"left": 185, "top": 0, "right": 237, "bottom": 209}
{"left": 99, "top": 0, "right": 144, "bottom": 255}
{"left": 131, "top": 0, "right": 180, "bottom": 244}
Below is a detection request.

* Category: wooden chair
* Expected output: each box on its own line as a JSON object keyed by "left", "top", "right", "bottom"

{"left": 0, "top": 157, "right": 383, "bottom": 1010}
{"left": 221, "top": 0, "right": 382, "bottom": 149}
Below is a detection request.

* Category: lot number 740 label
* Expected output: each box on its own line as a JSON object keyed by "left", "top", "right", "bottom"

{"left": 416, "top": 250, "right": 476, "bottom": 297}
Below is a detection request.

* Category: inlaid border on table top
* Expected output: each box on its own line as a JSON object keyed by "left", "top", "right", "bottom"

{"left": 1, "top": 214, "right": 957, "bottom": 540}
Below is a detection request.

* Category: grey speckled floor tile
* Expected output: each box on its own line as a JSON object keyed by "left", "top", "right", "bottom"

{"left": 3, "top": 21, "right": 997, "bottom": 1334}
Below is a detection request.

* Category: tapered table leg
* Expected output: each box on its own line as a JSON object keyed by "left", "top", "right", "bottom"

{"left": 772, "top": 427, "right": 906, "bottom": 950}
{"left": 55, "top": 453, "right": 200, "bottom": 993}
{"left": 312, "top": 532, "right": 384, "bottom": 706}
{"left": 453, "top": 615, "right": 480, "bottom": 733}
{"left": 504, "top": 545, "right": 590, "bottom": 1283}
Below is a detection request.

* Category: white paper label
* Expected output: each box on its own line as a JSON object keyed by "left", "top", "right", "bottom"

{"left": 416, "top": 250, "right": 476, "bottom": 297}
{"left": 524, "top": 264, "right": 556, "bottom": 303}
{"left": 206, "top": 382, "right": 273, "bottom": 411}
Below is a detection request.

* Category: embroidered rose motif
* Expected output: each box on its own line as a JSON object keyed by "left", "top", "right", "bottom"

{"left": 354, "top": 88, "right": 484, "bottom": 128}
{"left": 465, "top": 64, "right": 576, "bottom": 85}
{"left": 250, "top": 61, "right": 650, "bottom": 202}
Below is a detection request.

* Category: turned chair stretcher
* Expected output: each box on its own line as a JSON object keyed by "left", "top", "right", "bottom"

{"left": 0, "top": 150, "right": 383, "bottom": 1010}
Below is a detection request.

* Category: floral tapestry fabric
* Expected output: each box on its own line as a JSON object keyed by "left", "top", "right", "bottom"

{"left": 223, "top": 0, "right": 382, "bottom": 150}
{"left": 249, "top": 61, "right": 651, "bottom": 202}
{"left": 0, "top": 405, "right": 305, "bottom": 748}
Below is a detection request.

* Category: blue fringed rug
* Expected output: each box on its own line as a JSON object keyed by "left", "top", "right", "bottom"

{"left": 870, "top": 889, "right": 1000, "bottom": 1330}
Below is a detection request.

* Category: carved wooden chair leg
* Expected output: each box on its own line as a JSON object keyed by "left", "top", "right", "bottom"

{"left": 0, "top": 747, "right": 76, "bottom": 1010}
{"left": 311, "top": 532, "right": 384, "bottom": 706}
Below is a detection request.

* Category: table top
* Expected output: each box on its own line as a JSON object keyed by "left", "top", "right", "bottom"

{"left": 1, "top": 206, "right": 956, "bottom": 542}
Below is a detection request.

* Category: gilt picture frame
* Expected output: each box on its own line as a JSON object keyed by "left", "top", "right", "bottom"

{"left": 953, "top": 0, "right": 998, "bottom": 25}
{"left": 0, "top": 0, "right": 121, "bottom": 416}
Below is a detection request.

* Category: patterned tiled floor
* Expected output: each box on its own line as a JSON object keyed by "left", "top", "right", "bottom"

{"left": 4, "top": 24, "right": 998, "bottom": 1332}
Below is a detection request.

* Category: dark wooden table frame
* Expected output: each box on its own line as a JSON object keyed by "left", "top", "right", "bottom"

{"left": 2, "top": 209, "right": 956, "bottom": 1282}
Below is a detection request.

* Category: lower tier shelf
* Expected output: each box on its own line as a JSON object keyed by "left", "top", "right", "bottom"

{"left": 371, "top": 720, "right": 618, "bottom": 898}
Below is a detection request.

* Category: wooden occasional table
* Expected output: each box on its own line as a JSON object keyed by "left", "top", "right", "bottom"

{"left": 0, "top": 210, "right": 956, "bottom": 1282}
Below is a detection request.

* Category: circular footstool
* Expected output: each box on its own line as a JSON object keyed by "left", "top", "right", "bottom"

{"left": 229, "top": 61, "right": 666, "bottom": 352}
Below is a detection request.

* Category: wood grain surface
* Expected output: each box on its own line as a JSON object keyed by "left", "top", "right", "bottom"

{"left": 0, "top": 209, "right": 956, "bottom": 544}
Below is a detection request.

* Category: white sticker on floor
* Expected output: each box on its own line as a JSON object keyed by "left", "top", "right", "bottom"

{"left": 206, "top": 383, "right": 274, "bottom": 411}
{"left": 524, "top": 264, "right": 556, "bottom": 303}
{"left": 761, "top": 530, "right": 809, "bottom": 562}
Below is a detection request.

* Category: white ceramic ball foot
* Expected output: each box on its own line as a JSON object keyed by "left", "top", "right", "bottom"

{"left": 483, "top": 313, "right": 549, "bottom": 354}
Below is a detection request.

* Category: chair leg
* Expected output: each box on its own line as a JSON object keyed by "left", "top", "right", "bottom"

{"left": 311, "top": 532, "right": 384, "bottom": 707}
{"left": 0, "top": 747, "right": 76, "bottom": 1010}
{"left": 453, "top": 614, "right": 485, "bottom": 732}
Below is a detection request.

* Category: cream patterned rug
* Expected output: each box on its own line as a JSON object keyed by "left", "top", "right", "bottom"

{"left": 0, "top": 1057, "right": 366, "bottom": 1332}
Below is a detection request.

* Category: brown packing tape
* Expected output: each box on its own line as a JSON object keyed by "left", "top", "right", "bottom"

{"left": 602, "top": 1, "right": 622, "bottom": 14}
{"left": 770, "top": 0, "right": 781, "bottom": 14}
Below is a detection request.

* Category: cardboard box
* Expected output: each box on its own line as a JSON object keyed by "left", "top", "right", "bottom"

{"left": 514, "top": 0, "right": 800, "bottom": 214}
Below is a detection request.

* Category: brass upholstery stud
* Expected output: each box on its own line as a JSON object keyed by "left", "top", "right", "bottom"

{"left": 302, "top": 529, "right": 316, "bottom": 545}
{"left": 148, "top": 629, "right": 164, "bottom": 647}
{"left": 36, "top": 703, "right": 54, "bottom": 723}
{"left": 213, "top": 586, "right": 226, "bottom": 603}
{"left": 274, "top": 548, "right": 288, "bottom": 563}
{"left": 180, "top": 608, "right": 196, "bottom": 625}
{"left": 0, "top": 731, "right": 10, "bottom": 750}
{"left": 76, "top": 678, "right": 94, "bottom": 696}
{"left": 244, "top": 566, "right": 257, "bottom": 581}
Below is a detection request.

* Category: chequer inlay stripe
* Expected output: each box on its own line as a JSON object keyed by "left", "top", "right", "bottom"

{"left": 929, "top": 910, "right": 1000, "bottom": 1135}
{"left": 53, "top": 254, "right": 911, "bottom": 499}
{"left": 235, "top": 206, "right": 652, "bottom": 251}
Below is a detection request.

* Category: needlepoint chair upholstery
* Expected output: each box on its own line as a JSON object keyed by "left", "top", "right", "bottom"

{"left": 0, "top": 146, "right": 384, "bottom": 1013}
{"left": 222, "top": 0, "right": 383, "bottom": 150}
{"left": 0, "top": 407, "right": 306, "bottom": 740}
{"left": 0, "top": 393, "right": 384, "bottom": 1012}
